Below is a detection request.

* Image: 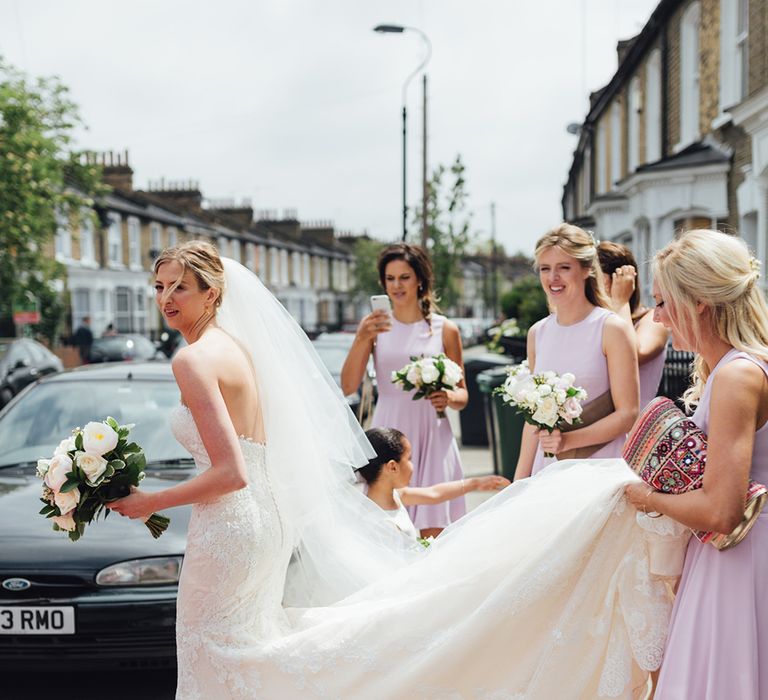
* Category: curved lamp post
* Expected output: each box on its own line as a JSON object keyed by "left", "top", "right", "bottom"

{"left": 373, "top": 24, "right": 432, "bottom": 243}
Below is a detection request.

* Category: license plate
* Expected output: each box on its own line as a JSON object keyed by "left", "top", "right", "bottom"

{"left": 0, "top": 606, "right": 75, "bottom": 634}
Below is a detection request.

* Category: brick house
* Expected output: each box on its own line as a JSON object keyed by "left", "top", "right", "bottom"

{"left": 562, "top": 0, "right": 768, "bottom": 301}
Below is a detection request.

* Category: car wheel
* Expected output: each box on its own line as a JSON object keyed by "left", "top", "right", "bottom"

{"left": 0, "top": 388, "right": 13, "bottom": 407}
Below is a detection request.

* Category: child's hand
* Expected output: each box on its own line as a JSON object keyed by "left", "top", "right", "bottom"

{"left": 475, "top": 475, "right": 511, "bottom": 491}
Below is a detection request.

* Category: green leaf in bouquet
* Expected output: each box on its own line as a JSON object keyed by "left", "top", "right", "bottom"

{"left": 105, "top": 416, "right": 120, "bottom": 432}
{"left": 60, "top": 477, "right": 81, "bottom": 494}
{"left": 126, "top": 451, "right": 147, "bottom": 471}
{"left": 39, "top": 504, "right": 56, "bottom": 516}
{"left": 123, "top": 442, "right": 141, "bottom": 455}
{"left": 75, "top": 432, "right": 84, "bottom": 451}
{"left": 108, "top": 459, "right": 125, "bottom": 472}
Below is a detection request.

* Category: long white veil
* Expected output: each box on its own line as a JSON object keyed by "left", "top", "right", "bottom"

{"left": 217, "top": 258, "right": 421, "bottom": 606}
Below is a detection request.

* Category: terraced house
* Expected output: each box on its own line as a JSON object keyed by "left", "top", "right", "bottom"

{"left": 562, "top": 0, "right": 768, "bottom": 300}
{"left": 52, "top": 152, "right": 357, "bottom": 340}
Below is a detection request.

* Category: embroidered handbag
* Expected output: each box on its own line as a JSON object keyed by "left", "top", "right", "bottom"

{"left": 622, "top": 396, "right": 767, "bottom": 551}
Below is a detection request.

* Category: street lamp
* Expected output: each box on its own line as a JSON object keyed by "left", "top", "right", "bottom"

{"left": 373, "top": 24, "right": 432, "bottom": 244}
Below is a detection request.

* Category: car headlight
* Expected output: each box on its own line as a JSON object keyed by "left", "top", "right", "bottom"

{"left": 96, "top": 556, "right": 183, "bottom": 586}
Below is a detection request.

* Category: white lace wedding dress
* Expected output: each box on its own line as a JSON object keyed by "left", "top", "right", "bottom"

{"left": 171, "top": 404, "right": 677, "bottom": 700}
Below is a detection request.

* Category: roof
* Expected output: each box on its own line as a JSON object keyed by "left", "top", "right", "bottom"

{"left": 634, "top": 140, "right": 731, "bottom": 173}
{"left": 40, "top": 362, "right": 174, "bottom": 383}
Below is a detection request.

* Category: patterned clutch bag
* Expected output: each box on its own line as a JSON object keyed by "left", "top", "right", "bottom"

{"left": 623, "top": 396, "right": 767, "bottom": 551}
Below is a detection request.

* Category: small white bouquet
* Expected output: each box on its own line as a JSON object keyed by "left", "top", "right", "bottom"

{"left": 391, "top": 353, "right": 463, "bottom": 419}
{"left": 37, "top": 417, "right": 170, "bottom": 542}
{"left": 495, "top": 361, "right": 587, "bottom": 457}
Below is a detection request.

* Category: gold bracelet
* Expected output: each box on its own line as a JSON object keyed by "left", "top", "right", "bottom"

{"left": 643, "top": 487, "right": 663, "bottom": 518}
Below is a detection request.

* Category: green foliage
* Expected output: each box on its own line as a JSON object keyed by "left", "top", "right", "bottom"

{"left": 413, "top": 155, "right": 473, "bottom": 310}
{"left": 500, "top": 276, "right": 549, "bottom": 333}
{"left": 350, "top": 236, "right": 385, "bottom": 300}
{"left": 0, "top": 57, "right": 105, "bottom": 339}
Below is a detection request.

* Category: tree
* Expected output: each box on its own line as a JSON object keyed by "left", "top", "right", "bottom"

{"left": 349, "top": 236, "right": 386, "bottom": 300}
{"left": 500, "top": 276, "right": 549, "bottom": 332}
{"left": 414, "top": 154, "right": 473, "bottom": 310}
{"left": 0, "top": 58, "right": 103, "bottom": 343}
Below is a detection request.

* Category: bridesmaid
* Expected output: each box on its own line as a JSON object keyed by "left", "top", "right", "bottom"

{"left": 514, "top": 224, "right": 639, "bottom": 479}
{"left": 597, "top": 241, "right": 669, "bottom": 410}
{"left": 626, "top": 229, "right": 768, "bottom": 699}
{"left": 341, "top": 243, "right": 468, "bottom": 538}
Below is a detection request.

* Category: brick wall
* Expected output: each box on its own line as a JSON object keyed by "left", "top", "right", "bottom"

{"left": 721, "top": 121, "right": 752, "bottom": 229}
{"left": 666, "top": 8, "right": 683, "bottom": 152}
{"left": 748, "top": 0, "right": 768, "bottom": 96}
{"left": 700, "top": 0, "right": 720, "bottom": 131}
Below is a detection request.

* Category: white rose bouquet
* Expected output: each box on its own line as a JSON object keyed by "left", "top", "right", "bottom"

{"left": 391, "top": 353, "right": 464, "bottom": 419}
{"left": 36, "top": 417, "right": 170, "bottom": 542}
{"left": 495, "top": 361, "right": 588, "bottom": 457}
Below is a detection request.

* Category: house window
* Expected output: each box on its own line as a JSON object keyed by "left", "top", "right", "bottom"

{"left": 80, "top": 214, "right": 95, "bottom": 264}
{"left": 167, "top": 227, "right": 178, "bottom": 248}
{"left": 135, "top": 289, "right": 146, "bottom": 333}
{"left": 645, "top": 50, "right": 662, "bottom": 163}
{"left": 258, "top": 245, "right": 267, "bottom": 279}
{"left": 596, "top": 121, "right": 608, "bottom": 194}
{"left": 270, "top": 248, "right": 279, "bottom": 285}
{"left": 55, "top": 209, "right": 71, "bottom": 260}
{"left": 679, "top": 1, "right": 701, "bottom": 147}
{"left": 628, "top": 76, "right": 641, "bottom": 173}
{"left": 108, "top": 213, "right": 123, "bottom": 267}
{"left": 610, "top": 101, "right": 622, "bottom": 186}
{"left": 128, "top": 217, "right": 141, "bottom": 268}
{"left": 217, "top": 237, "right": 229, "bottom": 259}
{"left": 115, "top": 287, "right": 133, "bottom": 333}
{"left": 280, "top": 250, "right": 289, "bottom": 285}
{"left": 719, "top": 0, "right": 749, "bottom": 114}
{"left": 150, "top": 222, "right": 162, "bottom": 257}
{"left": 246, "top": 243, "right": 255, "bottom": 271}
{"left": 230, "top": 239, "right": 241, "bottom": 263}
{"left": 72, "top": 288, "right": 91, "bottom": 331}
{"left": 737, "top": 0, "right": 749, "bottom": 100}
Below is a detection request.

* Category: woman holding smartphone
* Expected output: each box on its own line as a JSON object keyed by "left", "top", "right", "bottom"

{"left": 341, "top": 242, "right": 468, "bottom": 538}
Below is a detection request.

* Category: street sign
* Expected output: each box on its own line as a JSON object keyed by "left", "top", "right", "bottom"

{"left": 13, "top": 295, "right": 40, "bottom": 326}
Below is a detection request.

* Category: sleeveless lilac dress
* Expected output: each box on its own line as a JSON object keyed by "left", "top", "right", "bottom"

{"left": 656, "top": 350, "right": 768, "bottom": 699}
{"left": 636, "top": 311, "right": 667, "bottom": 410}
{"left": 371, "top": 314, "right": 465, "bottom": 530}
{"left": 531, "top": 306, "right": 626, "bottom": 476}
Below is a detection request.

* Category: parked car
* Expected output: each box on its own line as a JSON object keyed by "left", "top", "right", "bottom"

{"left": 311, "top": 332, "right": 375, "bottom": 422}
{"left": 451, "top": 318, "right": 494, "bottom": 348}
{"left": 0, "top": 362, "right": 194, "bottom": 670}
{"left": 88, "top": 334, "right": 166, "bottom": 363}
{"left": 0, "top": 338, "right": 63, "bottom": 408}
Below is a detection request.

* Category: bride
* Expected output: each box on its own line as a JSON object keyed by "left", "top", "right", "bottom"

{"left": 109, "top": 240, "right": 672, "bottom": 699}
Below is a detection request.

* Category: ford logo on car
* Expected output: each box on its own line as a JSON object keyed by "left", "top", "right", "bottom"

{"left": 2, "top": 578, "right": 31, "bottom": 592}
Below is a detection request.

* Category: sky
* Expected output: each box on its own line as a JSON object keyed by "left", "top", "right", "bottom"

{"left": 1, "top": 0, "right": 659, "bottom": 255}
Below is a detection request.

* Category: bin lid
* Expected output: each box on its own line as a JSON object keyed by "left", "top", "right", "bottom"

{"left": 476, "top": 365, "right": 513, "bottom": 392}
{"left": 464, "top": 353, "right": 514, "bottom": 370}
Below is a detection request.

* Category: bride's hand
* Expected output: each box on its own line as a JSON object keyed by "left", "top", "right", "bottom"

{"left": 106, "top": 486, "right": 155, "bottom": 520}
{"left": 537, "top": 429, "right": 564, "bottom": 455}
{"left": 625, "top": 482, "right": 654, "bottom": 512}
{"left": 356, "top": 310, "right": 392, "bottom": 342}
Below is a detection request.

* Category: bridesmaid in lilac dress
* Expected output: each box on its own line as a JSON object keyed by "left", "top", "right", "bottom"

{"left": 625, "top": 229, "right": 768, "bottom": 699}
{"left": 598, "top": 241, "right": 668, "bottom": 410}
{"left": 341, "top": 243, "right": 468, "bottom": 537}
{"left": 515, "top": 224, "right": 640, "bottom": 479}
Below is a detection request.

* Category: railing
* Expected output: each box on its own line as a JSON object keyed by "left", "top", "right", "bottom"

{"left": 657, "top": 349, "right": 695, "bottom": 408}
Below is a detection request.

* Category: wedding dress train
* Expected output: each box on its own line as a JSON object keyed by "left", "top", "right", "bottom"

{"left": 172, "top": 404, "right": 674, "bottom": 700}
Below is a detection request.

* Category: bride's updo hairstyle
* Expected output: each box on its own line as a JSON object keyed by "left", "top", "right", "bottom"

{"left": 534, "top": 223, "right": 609, "bottom": 309}
{"left": 154, "top": 240, "right": 226, "bottom": 310}
{"left": 377, "top": 243, "right": 439, "bottom": 327}
{"left": 654, "top": 229, "right": 768, "bottom": 409}
{"left": 356, "top": 427, "right": 407, "bottom": 486}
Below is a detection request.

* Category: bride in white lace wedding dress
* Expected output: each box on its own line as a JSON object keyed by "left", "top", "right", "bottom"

{"left": 111, "top": 242, "right": 676, "bottom": 700}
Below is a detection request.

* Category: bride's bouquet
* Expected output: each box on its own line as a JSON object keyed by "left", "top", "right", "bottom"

{"left": 36, "top": 417, "right": 170, "bottom": 542}
{"left": 495, "top": 361, "right": 588, "bottom": 457}
{"left": 392, "top": 353, "right": 463, "bottom": 418}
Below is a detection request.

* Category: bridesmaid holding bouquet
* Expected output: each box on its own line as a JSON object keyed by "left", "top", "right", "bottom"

{"left": 342, "top": 243, "right": 467, "bottom": 538}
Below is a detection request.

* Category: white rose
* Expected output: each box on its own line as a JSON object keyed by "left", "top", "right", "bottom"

{"left": 54, "top": 487, "right": 80, "bottom": 515}
{"left": 561, "top": 372, "right": 576, "bottom": 386}
{"left": 543, "top": 371, "right": 557, "bottom": 382}
{"left": 52, "top": 513, "right": 77, "bottom": 532}
{"left": 420, "top": 359, "right": 439, "bottom": 385}
{"left": 391, "top": 370, "right": 400, "bottom": 383}
{"left": 561, "top": 397, "right": 583, "bottom": 424}
{"left": 406, "top": 364, "right": 421, "bottom": 385}
{"left": 532, "top": 396, "right": 560, "bottom": 428}
{"left": 45, "top": 453, "right": 73, "bottom": 492}
{"left": 76, "top": 451, "right": 108, "bottom": 486}
{"left": 36, "top": 459, "right": 50, "bottom": 478}
{"left": 537, "top": 384, "right": 552, "bottom": 397}
{"left": 54, "top": 436, "right": 76, "bottom": 456}
{"left": 82, "top": 421, "right": 119, "bottom": 456}
{"left": 554, "top": 389, "right": 567, "bottom": 404}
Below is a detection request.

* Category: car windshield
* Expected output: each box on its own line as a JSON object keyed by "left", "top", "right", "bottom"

{"left": 0, "top": 379, "right": 189, "bottom": 468}
{"left": 93, "top": 336, "right": 155, "bottom": 356}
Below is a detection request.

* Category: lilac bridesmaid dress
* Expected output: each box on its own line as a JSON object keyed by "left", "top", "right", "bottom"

{"left": 655, "top": 350, "right": 768, "bottom": 699}
{"left": 371, "top": 314, "right": 465, "bottom": 530}
{"left": 636, "top": 311, "right": 668, "bottom": 410}
{"left": 531, "top": 306, "right": 627, "bottom": 476}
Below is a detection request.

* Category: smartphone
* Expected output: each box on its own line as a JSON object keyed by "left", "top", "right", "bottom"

{"left": 370, "top": 294, "right": 392, "bottom": 316}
